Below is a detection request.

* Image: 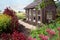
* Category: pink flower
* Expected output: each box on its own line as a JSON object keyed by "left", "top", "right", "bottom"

{"left": 46, "top": 28, "right": 51, "bottom": 33}
{"left": 39, "top": 34, "right": 44, "bottom": 38}
{"left": 28, "top": 36, "right": 33, "bottom": 40}
{"left": 49, "top": 30, "right": 56, "bottom": 35}
{"left": 57, "top": 27, "right": 60, "bottom": 31}
{"left": 33, "top": 38, "right": 37, "bottom": 40}
{"left": 28, "top": 36, "right": 37, "bottom": 40}
{"left": 43, "top": 36, "right": 49, "bottom": 40}
{"left": 46, "top": 29, "right": 56, "bottom": 35}
{"left": 39, "top": 34, "right": 49, "bottom": 40}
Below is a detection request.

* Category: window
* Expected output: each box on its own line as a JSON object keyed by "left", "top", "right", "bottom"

{"left": 34, "top": 17, "right": 35, "bottom": 20}
{"left": 38, "top": 16, "right": 40, "bottom": 20}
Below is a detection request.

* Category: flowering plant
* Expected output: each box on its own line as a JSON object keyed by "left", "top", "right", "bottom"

{"left": 46, "top": 28, "right": 56, "bottom": 36}
{"left": 28, "top": 36, "right": 37, "bottom": 40}
{"left": 57, "top": 27, "right": 60, "bottom": 31}
{"left": 39, "top": 34, "right": 49, "bottom": 40}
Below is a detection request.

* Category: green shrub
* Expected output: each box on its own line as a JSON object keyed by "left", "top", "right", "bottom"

{"left": 56, "top": 17, "right": 60, "bottom": 23}
{"left": 0, "top": 14, "right": 11, "bottom": 34}
{"left": 30, "top": 25, "right": 48, "bottom": 40}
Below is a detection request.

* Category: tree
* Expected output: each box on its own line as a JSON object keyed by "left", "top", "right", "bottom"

{"left": 35, "top": 0, "right": 55, "bottom": 9}
{"left": 56, "top": 2, "right": 60, "bottom": 7}
{"left": 57, "top": 0, "right": 59, "bottom": 1}
{"left": 56, "top": 1, "right": 60, "bottom": 16}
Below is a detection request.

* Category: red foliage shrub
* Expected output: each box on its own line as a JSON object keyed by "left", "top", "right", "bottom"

{"left": 0, "top": 7, "right": 26, "bottom": 40}
{"left": 1, "top": 33, "right": 11, "bottom": 40}
{"left": 3, "top": 7, "right": 19, "bottom": 31}
{"left": 1, "top": 33, "right": 8, "bottom": 40}
{"left": 3, "top": 7, "right": 15, "bottom": 17}
{"left": 1, "top": 31, "right": 26, "bottom": 40}
{"left": 11, "top": 30, "right": 26, "bottom": 40}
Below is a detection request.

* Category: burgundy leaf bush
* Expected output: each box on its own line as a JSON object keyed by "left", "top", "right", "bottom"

{"left": 3, "top": 7, "right": 20, "bottom": 32}
{"left": 11, "top": 30, "right": 26, "bottom": 40}
{"left": 0, "top": 8, "right": 27, "bottom": 40}
{"left": 1, "top": 31, "right": 26, "bottom": 40}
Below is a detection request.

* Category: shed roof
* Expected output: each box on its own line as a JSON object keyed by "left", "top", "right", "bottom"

{"left": 24, "top": 0, "right": 42, "bottom": 9}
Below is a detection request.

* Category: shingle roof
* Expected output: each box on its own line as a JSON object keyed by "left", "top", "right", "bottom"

{"left": 24, "top": 0, "right": 42, "bottom": 9}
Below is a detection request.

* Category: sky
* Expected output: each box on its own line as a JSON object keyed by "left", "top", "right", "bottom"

{"left": 0, "top": 0, "right": 33, "bottom": 12}
{"left": 0, "top": 0, "right": 59, "bottom": 12}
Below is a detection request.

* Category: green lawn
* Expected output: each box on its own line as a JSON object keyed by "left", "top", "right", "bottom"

{"left": 16, "top": 13, "right": 26, "bottom": 20}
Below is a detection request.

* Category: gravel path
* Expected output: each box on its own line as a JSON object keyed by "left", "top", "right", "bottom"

{"left": 18, "top": 20, "right": 37, "bottom": 36}
{"left": 18, "top": 20, "right": 37, "bottom": 30}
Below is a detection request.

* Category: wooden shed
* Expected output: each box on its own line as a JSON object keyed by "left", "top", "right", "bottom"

{"left": 24, "top": 0, "right": 56, "bottom": 25}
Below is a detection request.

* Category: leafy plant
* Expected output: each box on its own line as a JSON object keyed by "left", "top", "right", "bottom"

{"left": 30, "top": 22, "right": 60, "bottom": 40}
{"left": 0, "top": 8, "right": 27, "bottom": 40}
{"left": 1, "top": 30, "right": 26, "bottom": 40}
{"left": 56, "top": 17, "right": 60, "bottom": 23}
{"left": 11, "top": 30, "right": 26, "bottom": 40}
{"left": 0, "top": 14, "right": 11, "bottom": 34}
{"left": 35, "top": 0, "right": 54, "bottom": 9}
{"left": 3, "top": 8, "right": 20, "bottom": 31}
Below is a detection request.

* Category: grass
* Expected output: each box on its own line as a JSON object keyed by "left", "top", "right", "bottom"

{"left": 16, "top": 12, "right": 26, "bottom": 20}
{"left": 0, "top": 13, "right": 3, "bottom": 15}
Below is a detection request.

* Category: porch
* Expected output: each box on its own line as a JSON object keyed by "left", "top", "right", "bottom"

{"left": 25, "top": 9, "right": 42, "bottom": 25}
